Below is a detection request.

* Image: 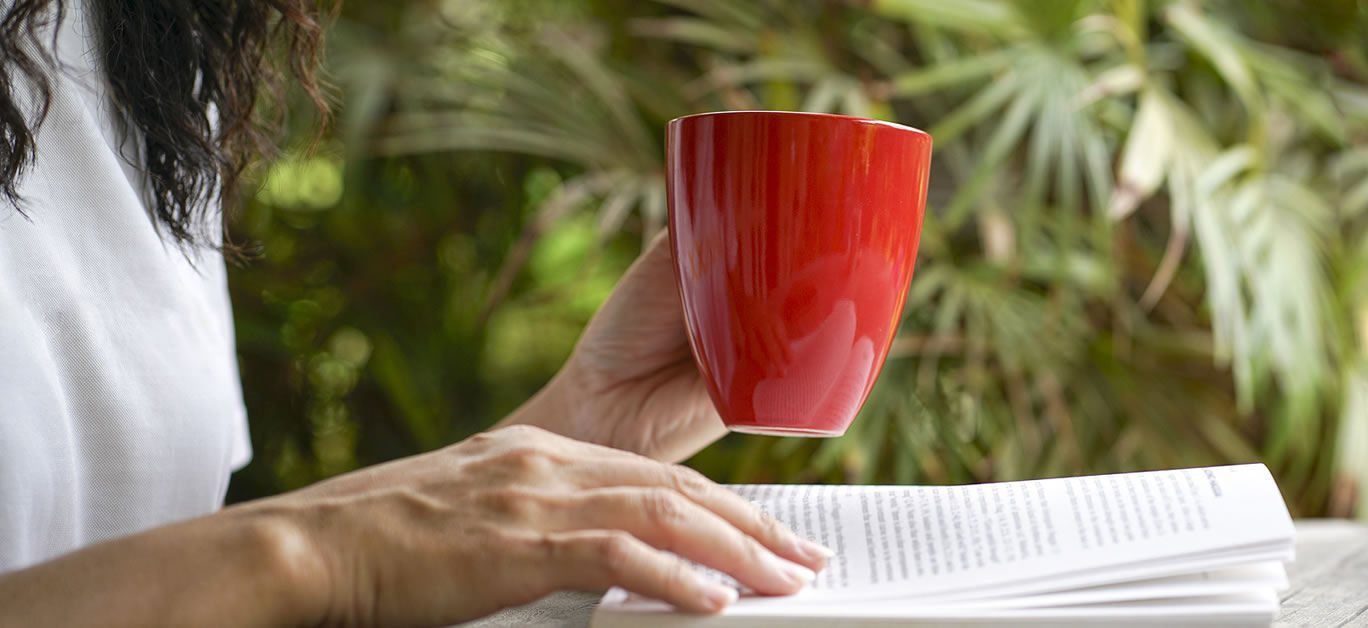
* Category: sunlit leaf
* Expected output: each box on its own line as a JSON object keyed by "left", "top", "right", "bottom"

{"left": 1109, "top": 87, "right": 1172, "bottom": 220}
{"left": 873, "top": 0, "right": 1021, "bottom": 36}
{"left": 1335, "top": 359, "right": 1368, "bottom": 517}
{"left": 1076, "top": 63, "right": 1145, "bottom": 107}
{"left": 890, "top": 48, "right": 1013, "bottom": 96}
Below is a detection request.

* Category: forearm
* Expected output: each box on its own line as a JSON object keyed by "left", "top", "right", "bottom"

{"left": 0, "top": 503, "right": 325, "bottom": 628}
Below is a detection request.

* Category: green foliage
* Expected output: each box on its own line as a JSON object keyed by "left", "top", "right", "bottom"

{"left": 228, "top": 0, "right": 1368, "bottom": 518}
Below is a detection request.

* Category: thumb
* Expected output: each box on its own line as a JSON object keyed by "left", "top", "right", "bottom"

{"left": 636, "top": 229, "right": 677, "bottom": 286}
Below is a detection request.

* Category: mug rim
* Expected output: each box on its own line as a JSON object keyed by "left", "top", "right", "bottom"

{"left": 668, "top": 110, "right": 929, "bottom": 138}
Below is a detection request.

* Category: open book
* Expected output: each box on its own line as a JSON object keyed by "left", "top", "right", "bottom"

{"left": 592, "top": 464, "right": 1295, "bottom": 627}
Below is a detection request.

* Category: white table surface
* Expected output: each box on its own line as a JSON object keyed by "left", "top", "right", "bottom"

{"left": 455, "top": 519, "right": 1368, "bottom": 628}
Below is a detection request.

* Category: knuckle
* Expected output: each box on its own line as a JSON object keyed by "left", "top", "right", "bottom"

{"left": 529, "top": 531, "right": 565, "bottom": 565}
{"left": 755, "top": 507, "right": 785, "bottom": 538}
{"left": 489, "top": 527, "right": 537, "bottom": 557}
{"left": 596, "top": 531, "right": 638, "bottom": 578}
{"left": 670, "top": 466, "right": 714, "bottom": 497}
{"left": 478, "top": 489, "right": 519, "bottom": 517}
{"left": 489, "top": 531, "right": 566, "bottom": 604}
{"left": 499, "top": 424, "right": 549, "bottom": 440}
{"left": 641, "top": 489, "right": 689, "bottom": 529}
{"left": 740, "top": 536, "right": 768, "bottom": 566}
{"left": 479, "top": 487, "right": 543, "bottom": 521}
{"left": 496, "top": 444, "right": 554, "bottom": 477}
{"left": 467, "top": 430, "right": 497, "bottom": 445}
{"left": 660, "top": 559, "right": 694, "bottom": 596}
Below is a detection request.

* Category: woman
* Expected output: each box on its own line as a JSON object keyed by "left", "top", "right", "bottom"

{"left": 0, "top": 2, "right": 829, "bottom": 625}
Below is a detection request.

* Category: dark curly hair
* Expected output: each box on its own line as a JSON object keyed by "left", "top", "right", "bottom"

{"left": 0, "top": 0, "right": 332, "bottom": 248}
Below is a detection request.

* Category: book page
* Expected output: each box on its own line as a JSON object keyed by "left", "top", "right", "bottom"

{"left": 595, "top": 586, "right": 1281, "bottom": 626}
{"left": 965, "top": 561, "right": 1286, "bottom": 609}
{"left": 725, "top": 464, "right": 1291, "bottom": 601}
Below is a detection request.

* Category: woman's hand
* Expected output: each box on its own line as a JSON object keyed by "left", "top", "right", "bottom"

{"left": 500, "top": 231, "right": 727, "bottom": 462}
{"left": 260, "top": 424, "right": 830, "bottom": 627}
{"left": 0, "top": 425, "right": 829, "bottom": 628}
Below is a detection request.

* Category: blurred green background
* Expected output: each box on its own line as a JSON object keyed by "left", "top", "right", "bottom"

{"left": 225, "top": 0, "right": 1368, "bottom": 519}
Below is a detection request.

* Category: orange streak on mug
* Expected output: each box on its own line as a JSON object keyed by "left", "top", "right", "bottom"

{"left": 667, "top": 111, "right": 932, "bottom": 437}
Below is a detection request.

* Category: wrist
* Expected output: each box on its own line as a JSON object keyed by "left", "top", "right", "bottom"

{"left": 497, "top": 367, "right": 586, "bottom": 438}
{"left": 219, "top": 503, "right": 332, "bottom": 628}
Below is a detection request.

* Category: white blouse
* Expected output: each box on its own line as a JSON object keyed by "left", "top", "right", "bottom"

{"left": 0, "top": 3, "right": 251, "bottom": 571}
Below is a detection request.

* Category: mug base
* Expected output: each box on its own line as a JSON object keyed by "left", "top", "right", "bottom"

{"left": 727, "top": 425, "right": 846, "bottom": 437}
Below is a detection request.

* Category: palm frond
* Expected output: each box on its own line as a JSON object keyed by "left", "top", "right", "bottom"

{"left": 933, "top": 46, "right": 1113, "bottom": 228}
{"left": 873, "top": 0, "right": 1022, "bottom": 37}
{"left": 1190, "top": 147, "right": 1335, "bottom": 461}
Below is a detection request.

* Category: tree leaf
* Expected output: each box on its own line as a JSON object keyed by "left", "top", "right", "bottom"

{"left": 928, "top": 71, "right": 1021, "bottom": 145}
{"left": 1076, "top": 63, "right": 1145, "bottom": 107}
{"left": 1165, "top": 3, "right": 1261, "bottom": 113}
{"left": 1334, "top": 359, "right": 1368, "bottom": 519}
{"left": 873, "top": 0, "right": 1021, "bottom": 36}
{"left": 1195, "top": 145, "right": 1257, "bottom": 198}
{"left": 941, "top": 79, "right": 1038, "bottom": 227}
{"left": 802, "top": 76, "right": 845, "bottom": 113}
{"left": 890, "top": 48, "right": 1013, "bottom": 96}
{"left": 1109, "top": 87, "right": 1173, "bottom": 220}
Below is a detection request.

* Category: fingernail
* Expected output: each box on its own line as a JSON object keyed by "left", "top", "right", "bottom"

{"left": 767, "top": 553, "right": 816, "bottom": 587}
{"left": 702, "top": 582, "right": 738, "bottom": 611}
{"left": 786, "top": 563, "right": 817, "bottom": 586}
{"left": 797, "top": 538, "right": 836, "bottom": 561}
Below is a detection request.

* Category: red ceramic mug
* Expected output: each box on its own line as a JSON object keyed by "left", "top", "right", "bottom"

{"left": 667, "top": 111, "right": 932, "bottom": 436}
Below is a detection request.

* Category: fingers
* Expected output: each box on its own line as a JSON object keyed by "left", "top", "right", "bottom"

{"left": 473, "top": 427, "right": 832, "bottom": 606}
{"left": 573, "top": 457, "right": 833, "bottom": 572}
{"left": 666, "top": 465, "right": 834, "bottom": 571}
{"left": 552, "top": 487, "right": 814, "bottom": 595}
{"left": 539, "top": 530, "right": 738, "bottom": 614}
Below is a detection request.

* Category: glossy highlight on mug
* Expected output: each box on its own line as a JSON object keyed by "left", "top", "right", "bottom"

{"left": 667, "top": 111, "right": 932, "bottom": 437}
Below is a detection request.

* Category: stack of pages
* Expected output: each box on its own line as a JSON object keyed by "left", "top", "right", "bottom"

{"left": 592, "top": 464, "right": 1295, "bottom": 627}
